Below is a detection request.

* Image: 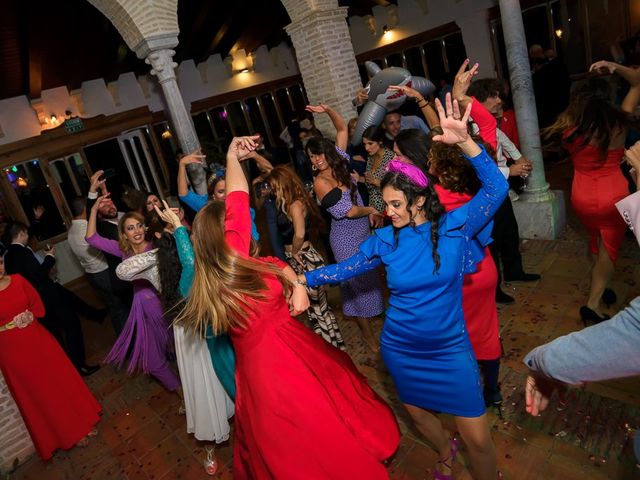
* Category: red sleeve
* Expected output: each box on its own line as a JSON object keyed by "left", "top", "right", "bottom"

{"left": 224, "top": 191, "right": 252, "bottom": 256}
{"left": 17, "top": 275, "right": 45, "bottom": 318}
{"left": 470, "top": 97, "right": 497, "bottom": 150}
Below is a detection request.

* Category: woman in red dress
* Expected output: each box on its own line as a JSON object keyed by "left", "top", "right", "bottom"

{"left": 176, "top": 136, "right": 400, "bottom": 479}
{"left": 0, "top": 257, "right": 101, "bottom": 460}
{"left": 544, "top": 73, "right": 640, "bottom": 323}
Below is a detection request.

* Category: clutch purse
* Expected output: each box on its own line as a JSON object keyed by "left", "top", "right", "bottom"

{"left": 615, "top": 191, "right": 640, "bottom": 246}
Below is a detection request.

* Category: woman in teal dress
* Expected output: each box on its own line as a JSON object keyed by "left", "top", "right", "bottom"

{"left": 300, "top": 95, "right": 507, "bottom": 480}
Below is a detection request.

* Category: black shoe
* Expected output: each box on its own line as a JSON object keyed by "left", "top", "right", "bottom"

{"left": 579, "top": 306, "right": 610, "bottom": 327}
{"left": 79, "top": 365, "right": 101, "bottom": 376}
{"left": 484, "top": 389, "right": 503, "bottom": 408}
{"left": 496, "top": 290, "right": 515, "bottom": 304}
{"left": 602, "top": 288, "right": 617, "bottom": 308}
{"left": 503, "top": 272, "right": 541, "bottom": 282}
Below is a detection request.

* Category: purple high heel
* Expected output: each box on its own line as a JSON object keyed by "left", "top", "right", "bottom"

{"left": 434, "top": 437, "right": 459, "bottom": 480}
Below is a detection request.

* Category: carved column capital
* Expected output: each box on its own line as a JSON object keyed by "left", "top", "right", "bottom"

{"left": 145, "top": 49, "right": 178, "bottom": 84}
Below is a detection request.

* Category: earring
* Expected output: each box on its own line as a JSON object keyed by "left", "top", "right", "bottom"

{"left": 311, "top": 165, "right": 318, "bottom": 171}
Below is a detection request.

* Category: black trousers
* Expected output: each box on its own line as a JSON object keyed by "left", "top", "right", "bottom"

{"left": 40, "top": 297, "right": 87, "bottom": 369}
{"left": 489, "top": 197, "right": 525, "bottom": 290}
{"left": 87, "top": 269, "right": 130, "bottom": 335}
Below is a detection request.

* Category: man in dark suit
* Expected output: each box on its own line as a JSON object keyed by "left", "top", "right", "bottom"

{"left": 4, "top": 222, "right": 100, "bottom": 376}
{"left": 86, "top": 170, "right": 132, "bottom": 331}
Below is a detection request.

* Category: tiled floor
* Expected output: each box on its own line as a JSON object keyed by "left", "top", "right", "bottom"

{"left": 7, "top": 160, "right": 640, "bottom": 479}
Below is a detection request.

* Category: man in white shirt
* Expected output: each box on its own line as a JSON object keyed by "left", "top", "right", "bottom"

{"left": 67, "top": 196, "right": 128, "bottom": 334}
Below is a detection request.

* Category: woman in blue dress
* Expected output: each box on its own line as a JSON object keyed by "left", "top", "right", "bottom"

{"left": 299, "top": 95, "right": 507, "bottom": 480}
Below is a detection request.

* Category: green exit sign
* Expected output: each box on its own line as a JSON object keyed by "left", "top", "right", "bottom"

{"left": 64, "top": 118, "right": 85, "bottom": 134}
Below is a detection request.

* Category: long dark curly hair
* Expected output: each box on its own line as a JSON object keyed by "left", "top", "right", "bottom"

{"left": 305, "top": 137, "right": 358, "bottom": 205}
{"left": 542, "top": 77, "right": 638, "bottom": 159}
{"left": 381, "top": 171, "right": 445, "bottom": 272}
{"left": 145, "top": 210, "right": 184, "bottom": 317}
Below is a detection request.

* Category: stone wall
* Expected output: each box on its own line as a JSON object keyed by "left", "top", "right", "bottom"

{"left": 0, "top": 372, "right": 34, "bottom": 474}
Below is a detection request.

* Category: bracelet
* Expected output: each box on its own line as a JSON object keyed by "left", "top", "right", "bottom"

{"left": 294, "top": 278, "right": 306, "bottom": 287}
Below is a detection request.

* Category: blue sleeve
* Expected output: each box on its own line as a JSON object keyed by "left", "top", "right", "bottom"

{"left": 305, "top": 251, "right": 381, "bottom": 287}
{"left": 180, "top": 190, "right": 208, "bottom": 212}
{"left": 250, "top": 207, "right": 259, "bottom": 241}
{"left": 524, "top": 296, "right": 640, "bottom": 383}
{"left": 459, "top": 145, "right": 508, "bottom": 240}
{"left": 173, "top": 226, "right": 194, "bottom": 297}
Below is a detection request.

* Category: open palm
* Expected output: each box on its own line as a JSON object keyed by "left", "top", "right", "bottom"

{"left": 431, "top": 93, "right": 472, "bottom": 145}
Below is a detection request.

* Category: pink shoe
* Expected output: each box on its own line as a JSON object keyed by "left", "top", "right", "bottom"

{"left": 434, "top": 438, "right": 459, "bottom": 480}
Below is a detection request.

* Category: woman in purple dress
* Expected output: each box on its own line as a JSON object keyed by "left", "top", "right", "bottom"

{"left": 86, "top": 197, "right": 181, "bottom": 392}
{"left": 306, "top": 137, "right": 385, "bottom": 351}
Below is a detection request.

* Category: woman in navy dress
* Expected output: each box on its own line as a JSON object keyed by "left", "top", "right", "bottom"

{"left": 300, "top": 95, "right": 507, "bottom": 480}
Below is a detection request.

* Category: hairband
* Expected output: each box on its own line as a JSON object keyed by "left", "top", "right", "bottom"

{"left": 386, "top": 158, "right": 429, "bottom": 188}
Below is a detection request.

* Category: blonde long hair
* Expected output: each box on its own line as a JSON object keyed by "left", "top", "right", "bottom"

{"left": 175, "top": 200, "right": 291, "bottom": 336}
{"left": 267, "top": 166, "right": 325, "bottom": 230}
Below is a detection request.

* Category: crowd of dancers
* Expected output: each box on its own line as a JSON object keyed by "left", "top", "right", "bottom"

{"left": 1, "top": 53, "right": 640, "bottom": 480}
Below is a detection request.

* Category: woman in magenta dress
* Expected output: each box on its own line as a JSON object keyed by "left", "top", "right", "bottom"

{"left": 86, "top": 205, "right": 181, "bottom": 392}
{"left": 175, "top": 136, "right": 400, "bottom": 479}
{"left": 0, "top": 258, "right": 101, "bottom": 460}
{"left": 544, "top": 73, "right": 640, "bottom": 323}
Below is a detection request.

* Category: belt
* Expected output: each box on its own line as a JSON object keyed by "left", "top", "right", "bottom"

{"left": 0, "top": 321, "right": 17, "bottom": 333}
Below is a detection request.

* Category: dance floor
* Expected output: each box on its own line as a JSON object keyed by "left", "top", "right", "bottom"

{"left": 9, "top": 160, "right": 640, "bottom": 479}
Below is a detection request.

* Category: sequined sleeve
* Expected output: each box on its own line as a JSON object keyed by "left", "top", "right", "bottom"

{"left": 460, "top": 145, "right": 508, "bottom": 240}
{"left": 305, "top": 251, "right": 382, "bottom": 288}
{"left": 115, "top": 250, "right": 161, "bottom": 291}
{"left": 173, "top": 226, "right": 194, "bottom": 297}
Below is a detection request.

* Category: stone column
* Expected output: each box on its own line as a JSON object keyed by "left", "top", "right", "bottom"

{"left": 499, "top": 0, "right": 565, "bottom": 239}
{"left": 283, "top": 3, "right": 362, "bottom": 134}
{"left": 145, "top": 49, "right": 206, "bottom": 195}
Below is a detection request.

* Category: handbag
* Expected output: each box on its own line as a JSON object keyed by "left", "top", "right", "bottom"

{"left": 615, "top": 190, "right": 640, "bottom": 246}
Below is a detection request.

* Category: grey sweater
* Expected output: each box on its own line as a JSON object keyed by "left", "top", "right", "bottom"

{"left": 524, "top": 296, "right": 640, "bottom": 383}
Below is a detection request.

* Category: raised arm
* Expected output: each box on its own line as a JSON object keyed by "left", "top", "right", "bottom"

{"left": 590, "top": 60, "right": 640, "bottom": 86}
{"left": 388, "top": 85, "right": 440, "bottom": 129}
{"left": 622, "top": 83, "right": 640, "bottom": 114}
{"left": 86, "top": 194, "right": 123, "bottom": 258}
{"left": 432, "top": 94, "right": 508, "bottom": 239}
{"left": 178, "top": 152, "right": 205, "bottom": 196}
{"left": 451, "top": 59, "right": 479, "bottom": 112}
{"left": 86, "top": 169, "right": 107, "bottom": 212}
{"left": 154, "top": 200, "right": 194, "bottom": 297}
{"left": 305, "top": 104, "right": 348, "bottom": 151}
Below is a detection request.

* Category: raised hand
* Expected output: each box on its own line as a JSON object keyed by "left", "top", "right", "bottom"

{"left": 589, "top": 60, "right": 617, "bottom": 75}
{"left": 89, "top": 170, "right": 106, "bottom": 194}
{"left": 227, "top": 135, "right": 260, "bottom": 158}
{"left": 305, "top": 104, "right": 330, "bottom": 114}
{"left": 153, "top": 200, "right": 182, "bottom": 229}
{"left": 180, "top": 151, "right": 206, "bottom": 166}
{"left": 452, "top": 59, "right": 479, "bottom": 101}
{"left": 388, "top": 84, "right": 423, "bottom": 101}
{"left": 431, "top": 93, "right": 472, "bottom": 145}
{"left": 91, "top": 193, "right": 111, "bottom": 212}
{"left": 624, "top": 140, "right": 640, "bottom": 171}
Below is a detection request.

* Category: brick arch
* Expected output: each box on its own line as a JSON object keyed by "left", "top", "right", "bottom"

{"left": 87, "top": 0, "right": 179, "bottom": 56}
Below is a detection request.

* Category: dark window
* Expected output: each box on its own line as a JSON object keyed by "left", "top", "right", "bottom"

{"left": 260, "top": 93, "right": 283, "bottom": 135}
{"left": 226, "top": 102, "right": 250, "bottom": 136}
{"left": 404, "top": 46, "right": 426, "bottom": 77}
{"left": 244, "top": 97, "right": 271, "bottom": 148}
{"left": 210, "top": 107, "right": 233, "bottom": 145}
{"left": 275, "top": 88, "right": 295, "bottom": 125}
{"left": 83, "top": 138, "right": 133, "bottom": 212}
{"left": 444, "top": 32, "right": 467, "bottom": 74}
{"left": 385, "top": 53, "right": 404, "bottom": 68}
{"left": 423, "top": 40, "right": 446, "bottom": 88}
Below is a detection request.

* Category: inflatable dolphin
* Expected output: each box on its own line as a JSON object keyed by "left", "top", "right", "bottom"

{"left": 352, "top": 61, "right": 435, "bottom": 146}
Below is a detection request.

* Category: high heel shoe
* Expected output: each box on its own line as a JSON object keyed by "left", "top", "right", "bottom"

{"left": 579, "top": 306, "right": 610, "bottom": 326}
{"left": 602, "top": 288, "right": 617, "bottom": 308}
{"left": 434, "top": 438, "right": 459, "bottom": 480}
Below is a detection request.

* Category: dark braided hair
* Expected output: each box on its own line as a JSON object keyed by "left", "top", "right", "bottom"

{"left": 381, "top": 171, "right": 445, "bottom": 272}
{"left": 305, "top": 137, "right": 358, "bottom": 205}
